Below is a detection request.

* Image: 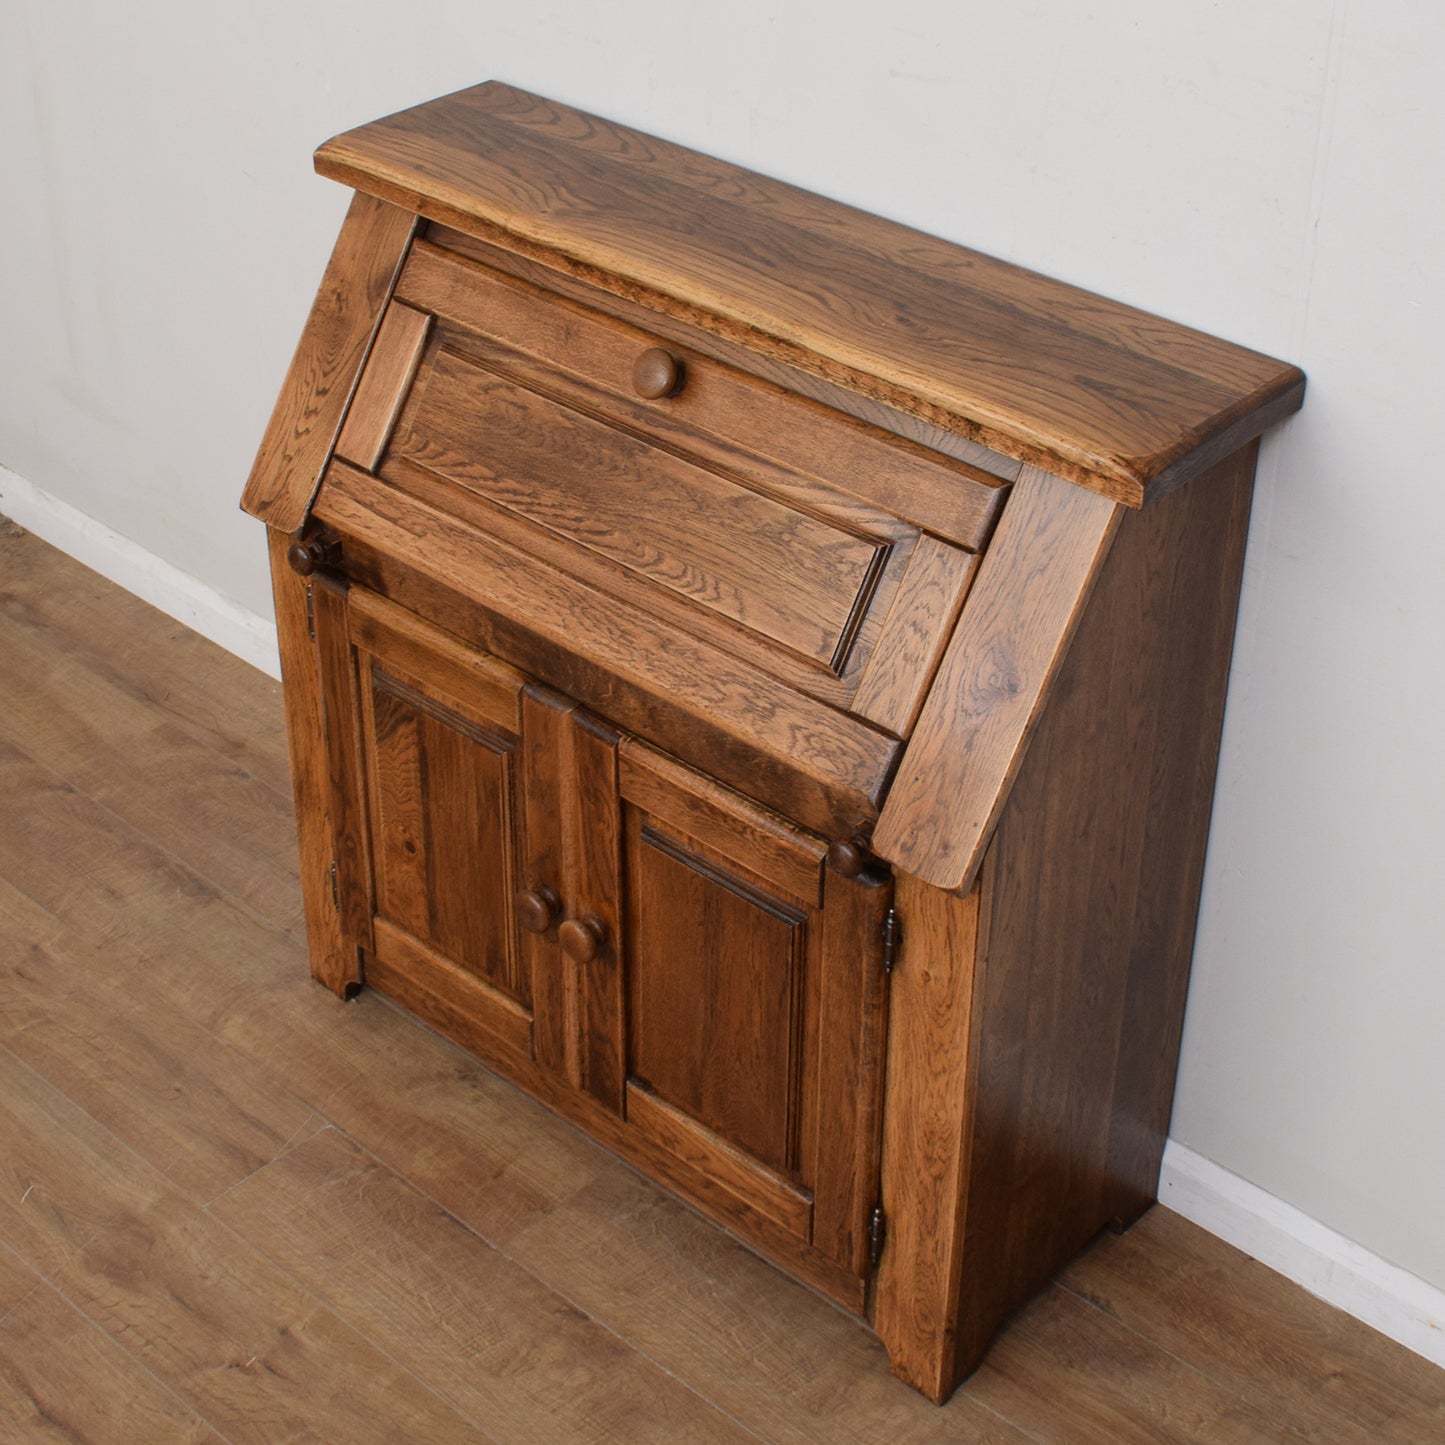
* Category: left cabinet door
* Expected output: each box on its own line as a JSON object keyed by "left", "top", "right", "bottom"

{"left": 313, "top": 577, "right": 538, "bottom": 1069}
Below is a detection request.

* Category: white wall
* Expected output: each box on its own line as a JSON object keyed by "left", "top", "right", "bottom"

{"left": 3, "top": 2, "right": 1442, "bottom": 1296}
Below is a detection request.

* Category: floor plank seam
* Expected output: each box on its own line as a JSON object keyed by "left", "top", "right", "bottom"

{"left": 4, "top": 1265, "right": 241, "bottom": 1445}
{"left": 0, "top": 878, "right": 62, "bottom": 935}
{"left": 0, "top": 562, "right": 296, "bottom": 813}
{"left": 1052, "top": 1276, "right": 1319, "bottom": 1437}
{"left": 201, "top": 1114, "right": 334, "bottom": 1212}
{"left": 5, "top": 530, "right": 1441, "bottom": 1440}
{"left": 951, "top": 1384, "right": 1049, "bottom": 1444}
{"left": 3, "top": 1211, "right": 239, "bottom": 1442}
{"left": 327, "top": 1123, "right": 773, "bottom": 1443}
{"left": 0, "top": 1270, "right": 43, "bottom": 1335}
{"left": 0, "top": 1044, "right": 506, "bottom": 1445}
{"left": 0, "top": 723, "right": 309, "bottom": 950}
{"left": 0, "top": 917, "right": 331, "bottom": 1212}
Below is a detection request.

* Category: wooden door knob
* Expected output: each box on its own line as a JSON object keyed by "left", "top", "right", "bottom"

{"left": 558, "top": 914, "right": 607, "bottom": 964}
{"left": 632, "top": 347, "right": 684, "bottom": 399}
{"left": 827, "top": 839, "right": 869, "bottom": 878}
{"left": 516, "top": 886, "right": 560, "bottom": 935}
{"left": 286, "top": 536, "right": 342, "bottom": 576}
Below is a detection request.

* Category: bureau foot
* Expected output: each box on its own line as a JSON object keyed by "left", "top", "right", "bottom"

{"left": 310, "top": 945, "right": 365, "bottom": 1000}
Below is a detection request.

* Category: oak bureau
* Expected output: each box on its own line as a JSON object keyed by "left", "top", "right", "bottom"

{"left": 240, "top": 82, "right": 1304, "bottom": 1401}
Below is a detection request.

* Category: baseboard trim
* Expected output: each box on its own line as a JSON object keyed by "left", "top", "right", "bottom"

{"left": 0, "top": 466, "right": 280, "bottom": 680}
{"left": 1160, "top": 1140, "right": 1445, "bottom": 1369}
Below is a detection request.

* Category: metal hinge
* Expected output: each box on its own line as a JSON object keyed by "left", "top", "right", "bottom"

{"left": 329, "top": 859, "right": 339, "bottom": 909}
{"left": 305, "top": 581, "right": 317, "bottom": 641}
{"left": 868, "top": 1203, "right": 888, "bottom": 1269}
{"left": 881, "top": 906, "right": 902, "bottom": 974}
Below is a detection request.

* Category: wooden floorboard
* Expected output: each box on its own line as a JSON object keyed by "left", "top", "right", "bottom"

{"left": 1, "top": 522, "right": 1442, "bottom": 1442}
{"left": 0, "top": 1273, "right": 224, "bottom": 1445}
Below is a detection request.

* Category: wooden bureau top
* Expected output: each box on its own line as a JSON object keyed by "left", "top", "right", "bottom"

{"left": 314, "top": 81, "right": 1304, "bottom": 505}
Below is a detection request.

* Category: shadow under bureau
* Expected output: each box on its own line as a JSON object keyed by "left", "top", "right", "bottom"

{"left": 240, "top": 82, "right": 1304, "bottom": 1403}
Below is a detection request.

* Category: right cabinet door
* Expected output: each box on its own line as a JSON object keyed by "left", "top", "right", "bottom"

{"left": 613, "top": 741, "right": 894, "bottom": 1279}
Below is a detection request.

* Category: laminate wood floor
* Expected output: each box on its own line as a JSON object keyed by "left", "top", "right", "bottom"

{"left": 1, "top": 520, "right": 1441, "bottom": 1443}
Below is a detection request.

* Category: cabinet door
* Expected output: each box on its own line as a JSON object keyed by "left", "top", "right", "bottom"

{"left": 328, "top": 587, "right": 536, "bottom": 1066}
{"left": 613, "top": 742, "right": 894, "bottom": 1278}
{"left": 311, "top": 583, "right": 892, "bottom": 1282}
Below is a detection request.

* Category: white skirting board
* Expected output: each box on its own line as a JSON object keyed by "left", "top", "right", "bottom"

{"left": 1161, "top": 1140, "right": 1445, "bottom": 1369}
{"left": 2, "top": 465, "right": 1442, "bottom": 1374}
{"left": 0, "top": 466, "right": 280, "bottom": 680}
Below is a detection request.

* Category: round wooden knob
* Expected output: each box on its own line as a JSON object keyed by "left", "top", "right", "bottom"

{"left": 286, "top": 537, "right": 340, "bottom": 576}
{"left": 559, "top": 915, "right": 607, "bottom": 965}
{"left": 516, "top": 886, "right": 560, "bottom": 935}
{"left": 827, "top": 839, "right": 868, "bottom": 878}
{"left": 632, "top": 347, "right": 684, "bottom": 399}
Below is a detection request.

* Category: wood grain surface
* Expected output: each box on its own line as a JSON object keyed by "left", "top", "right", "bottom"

{"left": 394, "top": 340, "right": 888, "bottom": 669}
{"left": 873, "top": 466, "right": 1122, "bottom": 890}
{"left": 312, "top": 460, "right": 899, "bottom": 836}
{"left": 210, "top": 1127, "right": 757, "bottom": 1443}
{"left": 851, "top": 534, "right": 980, "bottom": 738}
{"left": 267, "top": 526, "right": 354, "bottom": 990}
{"left": 334, "top": 299, "right": 432, "bottom": 471}
{"left": 1, "top": 526, "right": 1439, "bottom": 1440}
{"left": 0, "top": 1282, "right": 223, "bottom": 1444}
{"left": 315, "top": 82, "right": 1305, "bottom": 502}
{"left": 941, "top": 446, "right": 1265, "bottom": 1390}
{"left": 396, "top": 237, "right": 1005, "bottom": 547}
{"left": 241, "top": 193, "right": 417, "bottom": 530}
{"left": 425, "top": 219, "right": 1027, "bottom": 481}
{"left": 871, "top": 873, "right": 983, "bottom": 1400}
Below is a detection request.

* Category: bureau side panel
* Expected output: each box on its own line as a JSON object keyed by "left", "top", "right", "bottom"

{"left": 242, "top": 194, "right": 418, "bottom": 531}
{"left": 947, "top": 442, "right": 1258, "bottom": 1385}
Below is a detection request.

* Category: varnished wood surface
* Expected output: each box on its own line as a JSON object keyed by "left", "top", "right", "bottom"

{"left": 2, "top": 523, "right": 1441, "bottom": 1441}
{"left": 851, "top": 535, "right": 979, "bottom": 738}
{"left": 334, "top": 298, "right": 431, "bottom": 471}
{"left": 426, "top": 220, "right": 1027, "bottom": 481}
{"left": 392, "top": 336, "right": 889, "bottom": 669}
{"left": 872, "top": 874, "right": 983, "bottom": 1401}
{"left": 313, "top": 460, "right": 900, "bottom": 837}
{"left": 913, "top": 445, "right": 1265, "bottom": 1392}
{"left": 315, "top": 82, "right": 1305, "bottom": 503}
{"left": 333, "top": 568, "right": 887, "bottom": 1292}
{"left": 240, "top": 193, "right": 417, "bottom": 531}
{"left": 943, "top": 446, "right": 1264, "bottom": 1392}
{"left": 394, "top": 238, "right": 1005, "bottom": 548}
{"left": 266, "top": 527, "right": 353, "bottom": 990}
{"left": 873, "top": 466, "right": 1122, "bottom": 891}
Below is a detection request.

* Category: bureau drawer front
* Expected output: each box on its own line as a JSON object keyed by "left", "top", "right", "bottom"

{"left": 391, "top": 340, "right": 889, "bottom": 673}
{"left": 389, "top": 238, "right": 1005, "bottom": 550}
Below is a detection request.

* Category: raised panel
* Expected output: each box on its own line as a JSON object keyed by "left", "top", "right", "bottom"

{"left": 614, "top": 742, "right": 890, "bottom": 1278}
{"left": 624, "top": 813, "right": 807, "bottom": 1177}
{"left": 359, "top": 656, "right": 527, "bottom": 1007}
{"left": 395, "top": 237, "right": 1007, "bottom": 549}
{"left": 390, "top": 341, "right": 889, "bottom": 672}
